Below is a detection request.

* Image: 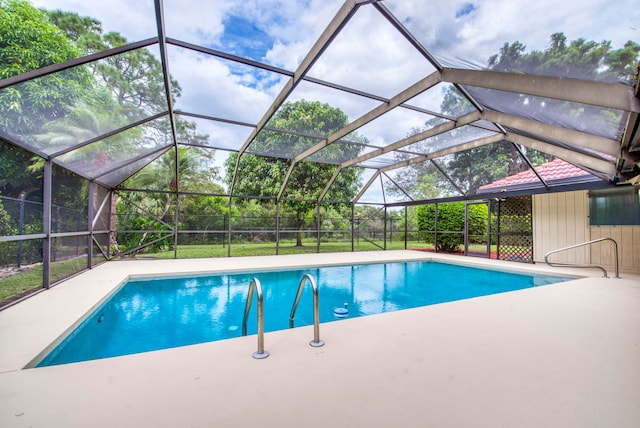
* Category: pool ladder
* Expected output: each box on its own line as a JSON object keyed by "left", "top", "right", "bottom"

{"left": 544, "top": 237, "right": 620, "bottom": 278}
{"left": 241, "top": 278, "right": 269, "bottom": 359}
{"left": 289, "top": 274, "right": 324, "bottom": 347}
{"left": 242, "top": 274, "right": 324, "bottom": 359}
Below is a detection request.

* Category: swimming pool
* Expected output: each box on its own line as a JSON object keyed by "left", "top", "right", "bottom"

{"left": 37, "top": 260, "right": 573, "bottom": 367}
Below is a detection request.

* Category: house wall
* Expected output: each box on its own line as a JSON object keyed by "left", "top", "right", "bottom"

{"left": 532, "top": 191, "right": 590, "bottom": 266}
{"left": 532, "top": 190, "right": 640, "bottom": 274}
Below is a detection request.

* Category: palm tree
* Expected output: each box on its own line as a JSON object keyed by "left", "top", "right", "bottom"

{"left": 28, "top": 100, "right": 130, "bottom": 174}
{"left": 117, "top": 146, "right": 217, "bottom": 253}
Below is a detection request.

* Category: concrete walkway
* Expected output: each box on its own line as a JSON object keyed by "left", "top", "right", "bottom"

{"left": 1, "top": 251, "right": 639, "bottom": 427}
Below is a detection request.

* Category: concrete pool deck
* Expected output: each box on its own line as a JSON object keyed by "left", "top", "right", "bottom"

{"left": 1, "top": 250, "right": 639, "bottom": 427}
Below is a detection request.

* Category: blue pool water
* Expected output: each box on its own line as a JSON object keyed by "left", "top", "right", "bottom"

{"left": 37, "top": 261, "right": 572, "bottom": 366}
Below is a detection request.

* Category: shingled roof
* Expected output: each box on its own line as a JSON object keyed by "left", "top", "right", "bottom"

{"left": 478, "top": 159, "right": 595, "bottom": 192}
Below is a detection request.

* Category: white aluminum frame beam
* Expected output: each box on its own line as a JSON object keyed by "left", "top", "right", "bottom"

{"left": 441, "top": 68, "right": 637, "bottom": 112}
{"left": 378, "top": 133, "right": 505, "bottom": 174}
{"left": 295, "top": 71, "right": 442, "bottom": 163}
{"left": 481, "top": 110, "right": 621, "bottom": 156}
{"left": 506, "top": 133, "right": 617, "bottom": 176}
{"left": 341, "top": 111, "right": 481, "bottom": 168}
{"left": 278, "top": 71, "right": 442, "bottom": 199}
{"left": 353, "top": 170, "right": 382, "bottom": 203}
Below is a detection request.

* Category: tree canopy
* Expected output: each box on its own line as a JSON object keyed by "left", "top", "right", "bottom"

{"left": 0, "top": 0, "right": 90, "bottom": 135}
{"left": 0, "top": 0, "right": 81, "bottom": 79}
{"left": 0, "top": 1, "right": 213, "bottom": 183}
{"left": 225, "top": 100, "right": 364, "bottom": 245}
{"left": 488, "top": 32, "right": 640, "bottom": 83}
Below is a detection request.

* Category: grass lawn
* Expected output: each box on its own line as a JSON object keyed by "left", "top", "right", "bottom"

{"left": 138, "top": 239, "right": 413, "bottom": 259}
{"left": 0, "top": 257, "right": 89, "bottom": 305}
{"left": 0, "top": 266, "right": 44, "bottom": 302}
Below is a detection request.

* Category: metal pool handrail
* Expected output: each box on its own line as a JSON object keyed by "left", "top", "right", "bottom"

{"left": 289, "top": 274, "right": 324, "bottom": 347}
{"left": 544, "top": 237, "right": 620, "bottom": 278}
{"left": 241, "top": 278, "right": 269, "bottom": 359}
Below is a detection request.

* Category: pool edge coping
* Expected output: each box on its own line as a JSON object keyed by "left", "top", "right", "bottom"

{"left": 0, "top": 250, "right": 624, "bottom": 373}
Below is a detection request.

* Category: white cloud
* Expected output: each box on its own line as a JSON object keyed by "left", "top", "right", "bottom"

{"left": 255, "top": 0, "right": 346, "bottom": 68}
{"left": 33, "top": 0, "right": 157, "bottom": 42}
{"left": 385, "top": 0, "right": 639, "bottom": 69}
{"left": 306, "top": 5, "right": 436, "bottom": 98}
{"left": 168, "top": 47, "right": 287, "bottom": 124}
{"left": 162, "top": 0, "right": 233, "bottom": 46}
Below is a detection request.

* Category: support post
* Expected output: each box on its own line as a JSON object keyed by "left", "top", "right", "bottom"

{"left": 17, "top": 192, "right": 25, "bottom": 268}
{"left": 351, "top": 204, "right": 355, "bottom": 252}
{"left": 42, "top": 160, "right": 52, "bottom": 289}
{"left": 88, "top": 181, "right": 94, "bottom": 268}
{"left": 317, "top": 202, "right": 321, "bottom": 253}
{"left": 173, "top": 191, "right": 179, "bottom": 259}
{"left": 464, "top": 203, "right": 470, "bottom": 256}
{"left": 276, "top": 201, "right": 280, "bottom": 255}
{"left": 486, "top": 199, "right": 491, "bottom": 258}
{"left": 227, "top": 197, "right": 232, "bottom": 257}
{"left": 497, "top": 199, "right": 502, "bottom": 260}
{"left": 404, "top": 206, "right": 408, "bottom": 250}
{"left": 383, "top": 206, "right": 387, "bottom": 250}
{"left": 434, "top": 203, "right": 439, "bottom": 253}
{"left": 107, "top": 190, "right": 113, "bottom": 259}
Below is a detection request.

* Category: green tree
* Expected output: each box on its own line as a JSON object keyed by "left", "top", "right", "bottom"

{"left": 45, "top": 9, "right": 104, "bottom": 54}
{"left": 45, "top": 9, "right": 180, "bottom": 118}
{"left": 25, "top": 8, "right": 208, "bottom": 175}
{"left": 225, "top": 100, "right": 363, "bottom": 246}
{"left": 115, "top": 145, "right": 223, "bottom": 253}
{"left": 0, "top": 0, "right": 81, "bottom": 78}
{"left": 488, "top": 32, "right": 639, "bottom": 83}
{"left": 180, "top": 194, "right": 233, "bottom": 245}
{"left": 425, "top": 85, "right": 537, "bottom": 195}
{"left": 26, "top": 98, "right": 131, "bottom": 171}
{"left": 42, "top": 9, "right": 208, "bottom": 175}
{"left": 390, "top": 155, "right": 452, "bottom": 200}
{"left": 41, "top": 8, "right": 218, "bottom": 255}
{"left": 0, "top": 0, "right": 90, "bottom": 134}
{"left": 0, "top": 140, "right": 42, "bottom": 199}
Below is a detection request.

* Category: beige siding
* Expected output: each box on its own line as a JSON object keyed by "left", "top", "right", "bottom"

{"left": 635, "top": 228, "right": 640, "bottom": 271}
{"left": 533, "top": 191, "right": 589, "bottom": 265}
{"left": 533, "top": 190, "right": 640, "bottom": 274}
{"left": 590, "top": 225, "right": 640, "bottom": 273}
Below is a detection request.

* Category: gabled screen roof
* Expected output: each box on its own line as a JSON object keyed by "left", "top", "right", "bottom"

{"left": 1, "top": 0, "right": 639, "bottom": 205}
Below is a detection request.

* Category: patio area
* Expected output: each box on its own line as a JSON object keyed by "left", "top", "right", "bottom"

{"left": 1, "top": 251, "right": 639, "bottom": 427}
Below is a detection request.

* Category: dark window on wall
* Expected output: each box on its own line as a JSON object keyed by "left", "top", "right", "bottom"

{"left": 589, "top": 188, "right": 640, "bottom": 226}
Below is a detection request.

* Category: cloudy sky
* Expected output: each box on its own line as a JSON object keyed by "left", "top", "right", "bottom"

{"left": 31, "top": 0, "right": 639, "bottom": 198}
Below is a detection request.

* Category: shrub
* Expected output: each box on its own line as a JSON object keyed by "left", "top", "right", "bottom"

{"left": 416, "top": 202, "right": 487, "bottom": 252}
{"left": 114, "top": 216, "right": 173, "bottom": 254}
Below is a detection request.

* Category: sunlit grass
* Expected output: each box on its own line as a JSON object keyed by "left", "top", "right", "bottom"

{"left": 0, "top": 265, "right": 44, "bottom": 302}
{"left": 0, "top": 256, "right": 88, "bottom": 304}
{"left": 138, "top": 239, "right": 414, "bottom": 259}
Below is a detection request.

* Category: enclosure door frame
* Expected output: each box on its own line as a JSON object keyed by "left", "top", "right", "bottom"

{"left": 464, "top": 200, "right": 491, "bottom": 258}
